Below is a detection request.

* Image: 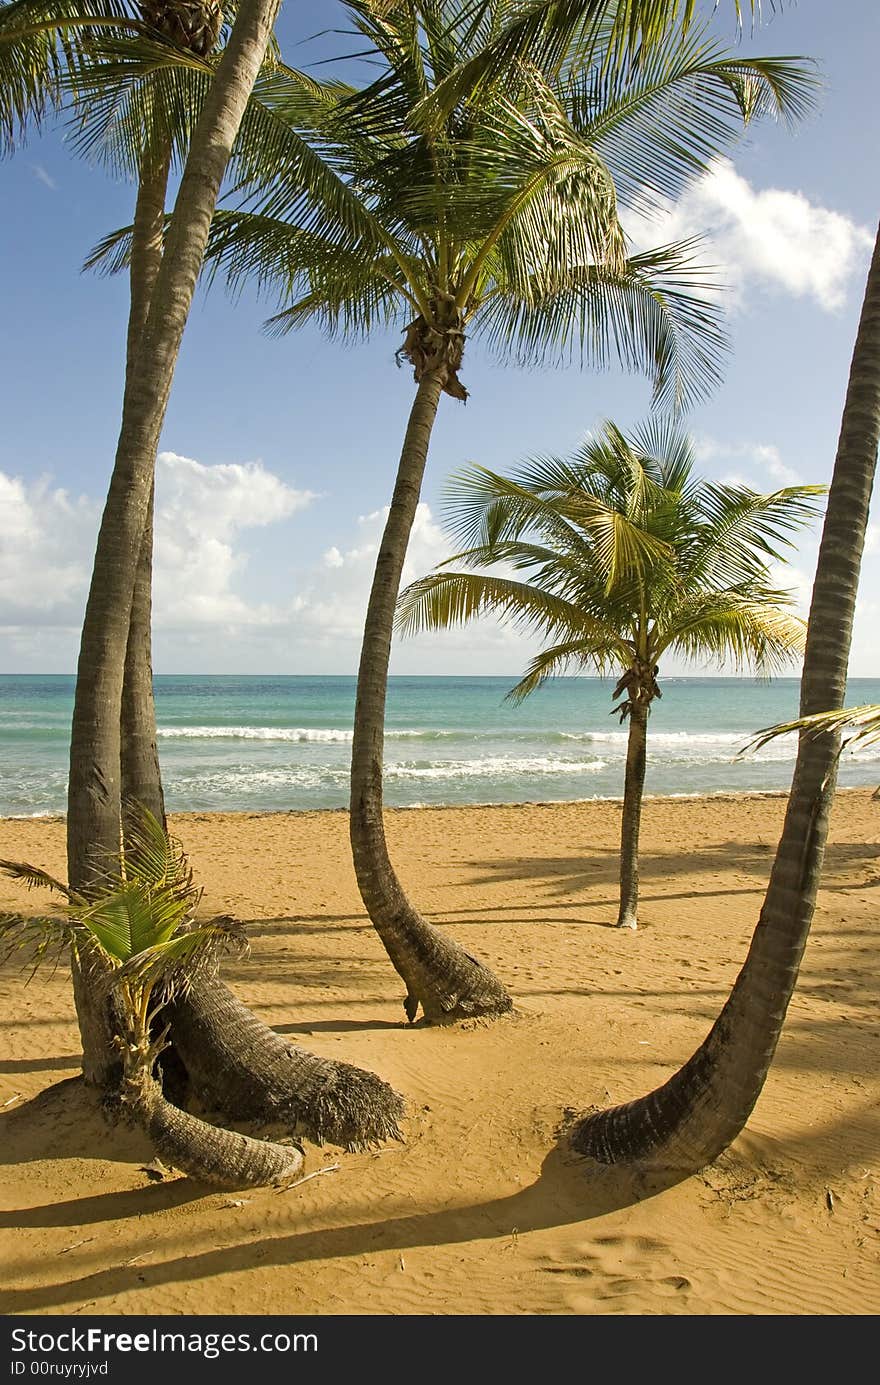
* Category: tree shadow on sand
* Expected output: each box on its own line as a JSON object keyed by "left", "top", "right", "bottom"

{"left": 3, "top": 1091, "right": 879, "bottom": 1314}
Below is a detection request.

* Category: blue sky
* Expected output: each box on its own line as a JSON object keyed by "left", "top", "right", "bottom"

{"left": 1, "top": 0, "right": 878, "bottom": 676}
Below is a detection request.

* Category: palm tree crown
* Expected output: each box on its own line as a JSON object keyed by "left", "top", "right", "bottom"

{"left": 200, "top": 0, "right": 816, "bottom": 411}
{"left": 398, "top": 419, "right": 824, "bottom": 699}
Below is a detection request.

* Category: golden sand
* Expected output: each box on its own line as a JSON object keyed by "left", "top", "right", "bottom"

{"left": 1, "top": 790, "right": 878, "bottom": 1315}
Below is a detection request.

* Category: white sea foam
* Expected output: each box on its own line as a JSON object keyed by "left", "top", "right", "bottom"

{"left": 385, "top": 756, "right": 609, "bottom": 780}
{"left": 156, "top": 725, "right": 464, "bottom": 743}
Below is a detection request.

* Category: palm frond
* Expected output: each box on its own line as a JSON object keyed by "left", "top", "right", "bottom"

{"left": 0, "top": 0, "right": 139, "bottom": 154}
{"left": 657, "top": 590, "right": 806, "bottom": 672}
{"left": 566, "top": 28, "right": 817, "bottom": 213}
{"left": 112, "top": 916, "right": 247, "bottom": 1001}
{"left": 411, "top": 0, "right": 741, "bottom": 129}
{"left": 506, "top": 632, "right": 624, "bottom": 702}
{"left": 396, "top": 567, "right": 629, "bottom": 659}
{"left": 742, "top": 704, "right": 880, "bottom": 755}
{"left": 477, "top": 236, "right": 729, "bottom": 411}
{"left": 0, "top": 910, "right": 76, "bottom": 978}
{"left": 0, "top": 858, "right": 77, "bottom": 900}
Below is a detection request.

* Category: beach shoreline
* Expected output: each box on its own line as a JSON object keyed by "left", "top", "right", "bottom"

{"left": 2, "top": 788, "right": 878, "bottom": 1315}
{"left": 1, "top": 778, "right": 876, "bottom": 826}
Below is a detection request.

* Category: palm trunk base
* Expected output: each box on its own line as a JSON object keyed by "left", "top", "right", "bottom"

{"left": 390, "top": 920, "right": 514, "bottom": 1024}
{"left": 169, "top": 976, "right": 406, "bottom": 1150}
{"left": 130, "top": 1073, "right": 303, "bottom": 1189}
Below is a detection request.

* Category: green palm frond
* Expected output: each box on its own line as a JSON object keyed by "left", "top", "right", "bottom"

{"left": 477, "top": 236, "right": 728, "bottom": 411}
{"left": 78, "top": 876, "right": 192, "bottom": 962}
{"left": 743, "top": 704, "right": 880, "bottom": 755}
{"left": 0, "top": 0, "right": 139, "bottom": 153}
{"left": 399, "top": 416, "right": 816, "bottom": 697}
{"left": 410, "top": 1, "right": 772, "bottom": 130}
{"left": 565, "top": 27, "right": 817, "bottom": 213}
{"left": 680, "top": 482, "right": 825, "bottom": 589}
{"left": 396, "top": 567, "right": 630, "bottom": 658}
{"left": 175, "top": 3, "right": 809, "bottom": 411}
{"left": 113, "top": 916, "right": 247, "bottom": 1001}
{"left": 655, "top": 590, "right": 807, "bottom": 671}
{"left": 506, "top": 632, "right": 624, "bottom": 702}
{"left": 0, "top": 911, "right": 77, "bottom": 977}
{"left": 122, "top": 802, "right": 196, "bottom": 893}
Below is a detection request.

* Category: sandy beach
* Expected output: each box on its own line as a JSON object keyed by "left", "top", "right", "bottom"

{"left": 1, "top": 789, "right": 878, "bottom": 1316}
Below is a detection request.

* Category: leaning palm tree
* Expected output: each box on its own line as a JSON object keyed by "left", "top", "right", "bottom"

{"left": 201, "top": 0, "right": 814, "bottom": 1020}
{"left": 397, "top": 420, "right": 823, "bottom": 928}
{"left": 2, "top": 3, "right": 408, "bottom": 1146}
{"left": 568, "top": 220, "right": 880, "bottom": 1173}
{"left": 0, "top": 809, "right": 302, "bottom": 1188}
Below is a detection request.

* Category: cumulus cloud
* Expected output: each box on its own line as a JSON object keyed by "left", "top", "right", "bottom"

{"left": 1, "top": 454, "right": 876, "bottom": 676}
{"left": 693, "top": 434, "right": 805, "bottom": 488}
{"left": 153, "top": 452, "right": 313, "bottom": 628}
{"left": 626, "top": 159, "right": 874, "bottom": 312}
{"left": 0, "top": 453, "right": 314, "bottom": 666}
{"left": 0, "top": 473, "right": 96, "bottom": 626}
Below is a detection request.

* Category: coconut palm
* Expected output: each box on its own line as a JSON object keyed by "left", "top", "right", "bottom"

{"left": 569, "top": 221, "right": 880, "bottom": 1174}
{"left": 1, "top": 3, "right": 408, "bottom": 1148}
{"left": 398, "top": 420, "right": 823, "bottom": 928}
{"left": 0, "top": 809, "right": 302, "bottom": 1187}
{"left": 200, "top": 0, "right": 814, "bottom": 1020}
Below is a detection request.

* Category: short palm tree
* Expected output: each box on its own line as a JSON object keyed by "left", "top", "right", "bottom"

{"left": 0, "top": 809, "right": 302, "bottom": 1187}
{"left": 201, "top": 0, "right": 814, "bottom": 1018}
{"left": 397, "top": 420, "right": 824, "bottom": 928}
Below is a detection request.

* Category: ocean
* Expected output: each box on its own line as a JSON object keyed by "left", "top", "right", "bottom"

{"left": 0, "top": 674, "right": 877, "bottom": 818}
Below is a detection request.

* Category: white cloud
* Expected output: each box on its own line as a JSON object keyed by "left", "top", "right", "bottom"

{"left": 152, "top": 452, "right": 313, "bottom": 628}
{"left": 1, "top": 457, "right": 877, "bottom": 677}
{"left": 625, "top": 159, "right": 874, "bottom": 312}
{"left": 693, "top": 434, "right": 804, "bottom": 488}
{"left": 31, "top": 164, "right": 57, "bottom": 191}
{"left": 0, "top": 453, "right": 314, "bottom": 665}
{"left": 0, "top": 473, "right": 96, "bottom": 626}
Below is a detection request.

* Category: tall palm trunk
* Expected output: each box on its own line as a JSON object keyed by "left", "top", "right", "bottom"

{"left": 68, "top": 25, "right": 406, "bottom": 1148}
{"left": 67, "top": 0, "right": 283, "bottom": 1089}
{"left": 350, "top": 372, "right": 512, "bottom": 1023}
{"left": 572, "top": 222, "right": 880, "bottom": 1172}
{"left": 121, "top": 141, "right": 171, "bottom": 828}
{"left": 616, "top": 699, "right": 647, "bottom": 929}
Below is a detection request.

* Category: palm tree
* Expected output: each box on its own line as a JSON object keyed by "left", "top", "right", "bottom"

{"left": 568, "top": 221, "right": 880, "bottom": 1174}
{"left": 201, "top": 0, "right": 814, "bottom": 1020}
{"left": 0, "top": 5, "right": 407, "bottom": 1146}
{"left": 397, "top": 420, "right": 823, "bottom": 928}
{"left": 0, "top": 809, "right": 303, "bottom": 1187}
{"left": 1, "top": 2, "right": 409, "bottom": 1148}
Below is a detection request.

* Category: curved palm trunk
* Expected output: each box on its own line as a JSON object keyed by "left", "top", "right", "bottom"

{"left": 350, "top": 373, "right": 512, "bottom": 1023}
{"left": 128, "top": 1068, "right": 303, "bottom": 1188}
{"left": 67, "top": 0, "right": 282, "bottom": 1089}
{"left": 68, "top": 40, "right": 406, "bottom": 1145}
{"left": 168, "top": 976, "right": 405, "bottom": 1149}
{"left": 616, "top": 700, "right": 648, "bottom": 929}
{"left": 572, "top": 222, "right": 880, "bottom": 1172}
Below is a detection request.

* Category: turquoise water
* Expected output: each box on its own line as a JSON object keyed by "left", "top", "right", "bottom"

{"left": 0, "top": 674, "right": 878, "bottom": 817}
